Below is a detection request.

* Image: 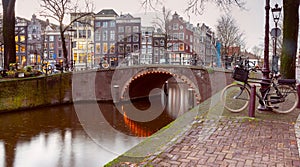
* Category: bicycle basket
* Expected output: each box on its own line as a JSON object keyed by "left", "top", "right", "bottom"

{"left": 232, "top": 67, "right": 249, "bottom": 82}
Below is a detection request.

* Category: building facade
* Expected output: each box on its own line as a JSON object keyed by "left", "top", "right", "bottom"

{"left": 15, "top": 17, "right": 28, "bottom": 67}
{"left": 71, "top": 13, "right": 94, "bottom": 70}
{"left": 93, "top": 9, "right": 118, "bottom": 67}
{"left": 116, "top": 14, "right": 141, "bottom": 66}
{"left": 140, "top": 26, "right": 154, "bottom": 64}
{"left": 167, "top": 12, "right": 194, "bottom": 65}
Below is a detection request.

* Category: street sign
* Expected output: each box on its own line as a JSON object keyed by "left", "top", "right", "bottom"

{"left": 270, "top": 28, "right": 281, "bottom": 38}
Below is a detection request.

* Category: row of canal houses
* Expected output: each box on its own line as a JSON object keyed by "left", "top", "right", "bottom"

{"left": 0, "top": 9, "right": 217, "bottom": 70}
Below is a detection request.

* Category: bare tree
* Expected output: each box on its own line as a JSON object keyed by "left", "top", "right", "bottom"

{"left": 280, "top": 0, "right": 299, "bottom": 79}
{"left": 2, "top": 0, "right": 16, "bottom": 70}
{"left": 141, "top": 0, "right": 246, "bottom": 14}
{"left": 151, "top": 7, "right": 172, "bottom": 63}
{"left": 39, "top": 0, "right": 94, "bottom": 68}
{"left": 152, "top": 7, "right": 172, "bottom": 35}
{"left": 215, "top": 14, "right": 245, "bottom": 56}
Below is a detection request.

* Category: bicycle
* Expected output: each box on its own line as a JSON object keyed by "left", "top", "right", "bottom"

{"left": 221, "top": 60, "right": 299, "bottom": 114}
{"left": 41, "top": 59, "right": 54, "bottom": 74}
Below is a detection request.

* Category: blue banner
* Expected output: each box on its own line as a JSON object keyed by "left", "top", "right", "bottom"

{"left": 216, "top": 41, "right": 221, "bottom": 67}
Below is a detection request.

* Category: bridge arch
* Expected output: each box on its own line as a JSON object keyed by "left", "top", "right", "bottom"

{"left": 117, "top": 67, "right": 201, "bottom": 104}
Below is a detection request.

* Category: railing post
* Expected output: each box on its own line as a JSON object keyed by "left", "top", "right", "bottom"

{"left": 297, "top": 84, "right": 300, "bottom": 108}
{"left": 249, "top": 85, "right": 256, "bottom": 117}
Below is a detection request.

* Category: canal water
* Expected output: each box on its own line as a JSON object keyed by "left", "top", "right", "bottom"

{"left": 0, "top": 82, "right": 194, "bottom": 167}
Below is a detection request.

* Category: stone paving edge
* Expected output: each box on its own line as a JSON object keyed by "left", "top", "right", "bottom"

{"left": 104, "top": 92, "right": 221, "bottom": 167}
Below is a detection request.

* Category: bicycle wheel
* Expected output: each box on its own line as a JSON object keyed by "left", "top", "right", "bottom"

{"left": 221, "top": 83, "right": 250, "bottom": 112}
{"left": 269, "top": 85, "right": 298, "bottom": 114}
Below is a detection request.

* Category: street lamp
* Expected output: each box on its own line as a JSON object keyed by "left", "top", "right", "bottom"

{"left": 271, "top": 4, "right": 282, "bottom": 25}
{"left": 271, "top": 4, "right": 282, "bottom": 74}
{"left": 89, "top": 42, "right": 94, "bottom": 68}
{"left": 259, "top": 0, "right": 271, "bottom": 111}
{"left": 262, "top": 0, "right": 271, "bottom": 80}
{"left": 68, "top": 26, "right": 76, "bottom": 71}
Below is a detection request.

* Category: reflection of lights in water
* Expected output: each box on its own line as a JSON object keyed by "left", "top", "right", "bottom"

{"left": 123, "top": 112, "right": 152, "bottom": 137}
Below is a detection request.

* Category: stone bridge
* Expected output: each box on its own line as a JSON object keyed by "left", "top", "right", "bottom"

{"left": 72, "top": 65, "right": 233, "bottom": 105}
{"left": 0, "top": 65, "right": 233, "bottom": 112}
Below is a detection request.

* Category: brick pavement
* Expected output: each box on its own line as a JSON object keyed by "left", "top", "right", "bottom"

{"left": 111, "top": 93, "right": 300, "bottom": 167}
{"left": 146, "top": 117, "right": 300, "bottom": 167}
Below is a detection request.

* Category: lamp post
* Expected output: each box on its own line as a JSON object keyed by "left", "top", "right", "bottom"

{"left": 68, "top": 26, "right": 76, "bottom": 71}
{"left": 271, "top": 4, "right": 282, "bottom": 74}
{"left": 258, "top": 0, "right": 271, "bottom": 111}
{"left": 262, "top": 0, "right": 270, "bottom": 80}
{"left": 89, "top": 42, "right": 94, "bottom": 68}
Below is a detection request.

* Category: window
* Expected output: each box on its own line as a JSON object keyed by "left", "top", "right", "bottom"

{"left": 133, "top": 34, "right": 139, "bottom": 42}
{"left": 147, "top": 45, "right": 152, "bottom": 54}
{"left": 103, "top": 21, "right": 108, "bottom": 28}
{"left": 49, "top": 35, "right": 54, "bottom": 41}
{"left": 173, "top": 43, "right": 179, "bottom": 51}
{"left": 95, "top": 22, "right": 101, "bottom": 27}
{"left": 58, "top": 50, "right": 62, "bottom": 58}
{"left": 160, "top": 40, "right": 165, "bottom": 46}
{"left": 95, "top": 30, "right": 101, "bottom": 41}
{"left": 118, "top": 35, "right": 124, "bottom": 42}
{"left": 154, "top": 48, "right": 159, "bottom": 55}
{"left": 172, "top": 33, "right": 178, "bottom": 40}
{"left": 118, "top": 26, "right": 124, "bottom": 33}
{"left": 133, "top": 26, "right": 139, "bottom": 33}
{"left": 146, "top": 37, "right": 152, "bottom": 43}
{"left": 179, "top": 43, "right": 184, "bottom": 51}
{"left": 179, "top": 33, "right": 184, "bottom": 40}
{"left": 167, "top": 43, "right": 172, "bottom": 51}
{"left": 126, "top": 45, "right": 131, "bottom": 53}
{"left": 154, "top": 39, "right": 159, "bottom": 46}
{"left": 160, "top": 48, "right": 164, "bottom": 55}
{"left": 88, "top": 30, "right": 91, "bottom": 39}
{"left": 142, "top": 45, "right": 146, "bottom": 54}
{"left": 20, "top": 45, "right": 26, "bottom": 52}
{"left": 95, "top": 43, "right": 101, "bottom": 54}
{"left": 79, "top": 30, "right": 86, "bottom": 38}
{"left": 125, "top": 26, "right": 131, "bottom": 33}
{"left": 118, "top": 44, "right": 124, "bottom": 53}
{"left": 103, "top": 43, "right": 108, "bottom": 54}
{"left": 110, "top": 30, "right": 115, "bottom": 41}
{"left": 102, "top": 30, "right": 108, "bottom": 41}
{"left": 190, "top": 35, "right": 193, "bottom": 43}
{"left": 110, "top": 21, "right": 115, "bottom": 27}
{"left": 19, "top": 35, "right": 26, "bottom": 42}
{"left": 133, "top": 44, "right": 139, "bottom": 52}
{"left": 49, "top": 43, "right": 54, "bottom": 49}
{"left": 110, "top": 44, "right": 115, "bottom": 53}
{"left": 173, "top": 23, "right": 179, "bottom": 30}
{"left": 125, "top": 36, "right": 131, "bottom": 42}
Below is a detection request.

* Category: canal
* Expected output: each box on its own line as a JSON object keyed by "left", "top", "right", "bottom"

{"left": 0, "top": 81, "right": 195, "bottom": 167}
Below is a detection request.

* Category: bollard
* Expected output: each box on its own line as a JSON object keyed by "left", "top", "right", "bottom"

{"left": 248, "top": 85, "right": 256, "bottom": 117}
{"left": 297, "top": 84, "right": 300, "bottom": 108}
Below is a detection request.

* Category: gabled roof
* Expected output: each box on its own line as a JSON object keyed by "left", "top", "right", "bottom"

{"left": 96, "top": 9, "right": 118, "bottom": 16}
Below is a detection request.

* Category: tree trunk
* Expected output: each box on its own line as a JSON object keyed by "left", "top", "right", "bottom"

{"left": 60, "top": 23, "right": 69, "bottom": 69}
{"left": 2, "top": 0, "right": 16, "bottom": 70}
{"left": 280, "top": 0, "right": 299, "bottom": 79}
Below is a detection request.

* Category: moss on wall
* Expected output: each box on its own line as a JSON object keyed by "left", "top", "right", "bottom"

{"left": 0, "top": 73, "right": 72, "bottom": 112}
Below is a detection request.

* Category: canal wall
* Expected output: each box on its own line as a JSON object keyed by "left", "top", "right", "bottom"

{"left": 0, "top": 68, "right": 233, "bottom": 113}
{"left": 0, "top": 74, "right": 73, "bottom": 112}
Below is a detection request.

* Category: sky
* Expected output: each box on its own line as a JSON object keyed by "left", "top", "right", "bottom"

{"left": 15, "top": 0, "right": 286, "bottom": 52}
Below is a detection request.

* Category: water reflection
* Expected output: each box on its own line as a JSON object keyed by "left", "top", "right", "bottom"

{"left": 0, "top": 81, "right": 194, "bottom": 167}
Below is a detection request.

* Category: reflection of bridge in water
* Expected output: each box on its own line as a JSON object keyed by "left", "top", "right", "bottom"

{"left": 0, "top": 64, "right": 232, "bottom": 166}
